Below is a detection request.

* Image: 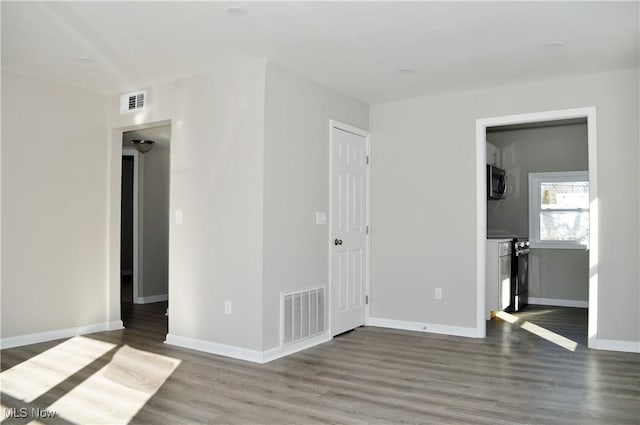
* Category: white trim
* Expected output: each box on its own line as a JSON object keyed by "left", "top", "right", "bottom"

{"left": 475, "top": 119, "right": 487, "bottom": 338}
{"left": 138, "top": 293, "right": 168, "bottom": 304}
{"left": 477, "top": 107, "right": 595, "bottom": 128}
{"left": 110, "top": 120, "right": 172, "bottom": 330}
{"left": 165, "top": 332, "right": 332, "bottom": 364}
{"left": 0, "top": 321, "right": 124, "bottom": 350}
{"left": 529, "top": 297, "right": 589, "bottom": 308}
{"left": 368, "top": 317, "right": 479, "bottom": 339}
{"left": 530, "top": 243, "right": 589, "bottom": 250}
{"left": 528, "top": 171, "right": 589, "bottom": 250}
{"left": 365, "top": 125, "right": 371, "bottom": 328}
{"left": 328, "top": 120, "right": 371, "bottom": 336}
{"left": 122, "top": 148, "right": 143, "bottom": 304}
{"left": 476, "top": 107, "right": 599, "bottom": 348}
{"left": 263, "top": 332, "right": 332, "bottom": 363}
{"left": 590, "top": 338, "right": 640, "bottom": 353}
{"left": 165, "top": 334, "right": 263, "bottom": 363}
{"left": 585, "top": 110, "right": 598, "bottom": 350}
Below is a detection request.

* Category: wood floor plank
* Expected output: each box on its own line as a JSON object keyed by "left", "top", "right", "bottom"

{"left": 1, "top": 304, "right": 638, "bottom": 424}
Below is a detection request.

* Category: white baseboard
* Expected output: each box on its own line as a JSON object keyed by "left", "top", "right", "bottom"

{"left": 0, "top": 320, "right": 124, "bottom": 350}
{"left": 529, "top": 297, "right": 588, "bottom": 308}
{"left": 165, "top": 331, "right": 332, "bottom": 364}
{"left": 590, "top": 338, "right": 640, "bottom": 353}
{"left": 262, "top": 332, "right": 332, "bottom": 363}
{"left": 367, "top": 317, "right": 479, "bottom": 338}
{"left": 165, "top": 334, "right": 264, "bottom": 363}
{"left": 135, "top": 293, "right": 168, "bottom": 304}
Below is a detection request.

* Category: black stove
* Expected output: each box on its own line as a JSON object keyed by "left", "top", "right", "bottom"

{"left": 511, "top": 238, "right": 530, "bottom": 312}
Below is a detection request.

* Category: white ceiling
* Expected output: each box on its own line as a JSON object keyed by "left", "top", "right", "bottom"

{"left": 2, "top": 1, "right": 638, "bottom": 104}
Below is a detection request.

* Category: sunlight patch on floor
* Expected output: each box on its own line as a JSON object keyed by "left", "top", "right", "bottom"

{"left": 49, "top": 345, "right": 181, "bottom": 424}
{"left": 0, "top": 336, "right": 116, "bottom": 402}
{"left": 521, "top": 321, "right": 578, "bottom": 352}
{"left": 495, "top": 310, "right": 578, "bottom": 351}
{"left": 495, "top": 311, "right": 519, "bottom": 324}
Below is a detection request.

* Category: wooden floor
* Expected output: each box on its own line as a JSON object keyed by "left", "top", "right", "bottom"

{"left": 1, "top": 304, "right": 639, "bottom": 424}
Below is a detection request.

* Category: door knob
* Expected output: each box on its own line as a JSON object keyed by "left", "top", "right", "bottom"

{"left": 334, "top": 239, "right": 343, "bottom": 246}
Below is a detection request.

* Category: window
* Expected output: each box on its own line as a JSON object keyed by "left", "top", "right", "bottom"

{"left": 529, "top": 171, "right": 589, "bottom": 249}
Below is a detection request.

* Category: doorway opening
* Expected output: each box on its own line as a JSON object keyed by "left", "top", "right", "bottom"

{"left": 121, "top": 154, "right": 135, "bottom": 303}
{"left": 119, "top": 124, "right": 171, "bottom": 329}
{"left": 485, "top": 118, "right": 590, "bottom": 349}
{"left": 476, "top": 107, "right": 598, "bottom": 349}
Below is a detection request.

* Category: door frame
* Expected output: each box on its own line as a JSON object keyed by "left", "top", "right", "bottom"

{"left": 475, "top": 107, "right": 598, "bottom": 348}
{"left": 328, "top": 120, "right": 371, "bottom": 335}
{"left": 121, "top": 148, "right": 142, "bottom": 304}
{"left": 108, "top": 119, "right": 171, "bottom": 326}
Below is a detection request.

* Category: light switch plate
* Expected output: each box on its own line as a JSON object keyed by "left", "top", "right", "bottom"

{"left": 316, "top": 212, "right": 327, "bottom": 225}
{"left": 175, "top": 210, "right": 183, "bottom": 225}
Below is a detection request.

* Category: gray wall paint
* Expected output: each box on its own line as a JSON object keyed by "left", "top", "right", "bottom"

{"left": 6, "top": 63, "right": 634, "bottom": 349}
{"left": 486, "top": 124, "right": 589, "bottom": 302}
{"left": 262, "top": 63, "right": 369, "bottom": 350}
{"left": 2, "top": 72, "right": 110, "bottom": 338}
{"left": 141, "top": 137, "right": 170, "bottom": 298}
{"left": 111, "top": 62, "right": 266, "bottom": 350}
{"left": 529, "top": 249, "right": 589, "bottom": 301}
{"left": 112, "top": 62, "right": 368, "bottom": 351}
{"left": 167, "top": 67, "right": 265, "bottom": 349}
{"left": 487, "top": 124, "right": 588, "bottom": 237}
{"left": 370, "top": 68, "right": 639, "bottom": 343}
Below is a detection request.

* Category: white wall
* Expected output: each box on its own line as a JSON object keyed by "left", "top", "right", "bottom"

{"left": 370, "top": 68, "right": 639, "bottom": 343}
{"left": 110, "top": 61, "right": 266, "bottom": 350}
{"left": 1, "top": 72, "right": 111, "bottom": 338}
{"left": 262, "top": 63, "right": 369, "bottom": 350}
{"left": 487, "top": 124, "right": 589, "bottom": 302}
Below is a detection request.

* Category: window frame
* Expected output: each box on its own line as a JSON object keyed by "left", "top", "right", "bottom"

{"left": 528, "top": 171, "right": 589, "bottom": 250}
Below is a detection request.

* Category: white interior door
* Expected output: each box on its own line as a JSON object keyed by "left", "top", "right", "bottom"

{"left": 330, "top": 122, "right": 369, "bottom": 336}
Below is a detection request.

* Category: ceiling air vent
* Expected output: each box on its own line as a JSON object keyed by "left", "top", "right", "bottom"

{"left": 120, "top": 90, "right": 146, "bottom": 114}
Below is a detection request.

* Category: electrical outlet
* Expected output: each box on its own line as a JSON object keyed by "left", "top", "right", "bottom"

{"left": 435, "top": 288, "right": 442, "bottom": 300}
{"left": 315, "top": 212, "right": 327, "bottom": 225}
{"left": 224, "top": 301, "right": 232, "bottom": 315}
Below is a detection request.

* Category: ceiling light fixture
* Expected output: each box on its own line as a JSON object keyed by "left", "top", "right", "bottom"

{"left": 225, "top": 6, "right": 247, "bottom": 16}
{"left": 545, "top": 40, "right": 566, "bottom": 49}
{"left": 77, "top": 56, "right": 95, "bottom": 64}
{"left": 397, "top": 68, "right": 416, "bottom": 75}
{"left": 131, "top": 139, "right": 155, "bottom": 154}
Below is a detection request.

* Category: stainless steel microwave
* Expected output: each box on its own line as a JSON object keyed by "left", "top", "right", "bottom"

{"left": 487, "top": 164, "right": 507, "bottom": 199}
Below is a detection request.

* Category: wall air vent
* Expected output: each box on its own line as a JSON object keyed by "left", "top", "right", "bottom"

{"left": 281, "top": 286, "right": 325, "bottom": 346}
{"left": 120, "top": 90, "right": 146, "bottom": 114}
